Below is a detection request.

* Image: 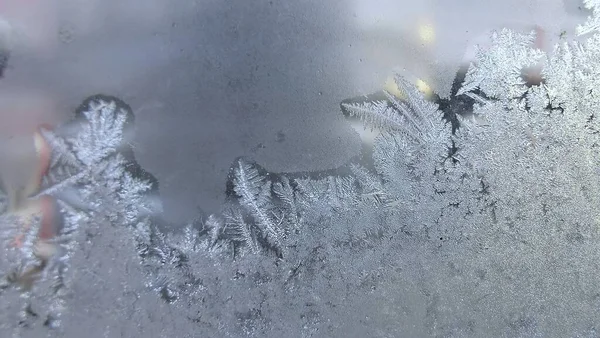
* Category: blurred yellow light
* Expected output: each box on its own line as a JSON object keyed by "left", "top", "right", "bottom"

{"left": 384, "top": 76, "right": 405, "bottom": 99}
{"left": 415, "top": 78, "right": 433, "bottom": 97}
{"left": 383, "top": 76, "right": 433, "bottom": 99}
{"left": 417, "top": 21, "right": 435, "bottom": 45}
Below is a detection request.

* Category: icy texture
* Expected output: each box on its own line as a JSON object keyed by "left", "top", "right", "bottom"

{"left": 0, "top": 95, "right": 159, "bottom": 334}
{"left": 4, "top": 1, "right": 600, "bottom": 337}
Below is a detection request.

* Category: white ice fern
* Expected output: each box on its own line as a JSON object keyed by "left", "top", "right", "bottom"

{"left": 457, "top": 28, "right": 545, "bottom": 99}
{"left": 40, "top": 98, "right": 154, "bottom": 227}
{"left": 73, "top": 100, "right": 127, "bottom": 166}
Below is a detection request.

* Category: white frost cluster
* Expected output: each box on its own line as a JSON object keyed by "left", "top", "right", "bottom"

{"left": 5, "top": 1, "right": 600, "bottom": 336}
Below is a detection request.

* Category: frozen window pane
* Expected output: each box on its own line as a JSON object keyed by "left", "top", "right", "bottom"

{"left": 1, "top": 0, "right": 600, "bottom": 337}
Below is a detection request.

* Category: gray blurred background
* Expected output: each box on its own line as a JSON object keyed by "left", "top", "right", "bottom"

{"left": 0, "top": 0, "right": 586, "bottom": 224}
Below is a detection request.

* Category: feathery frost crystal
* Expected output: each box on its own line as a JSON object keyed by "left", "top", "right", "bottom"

{"left": 4, "top": 1, "right": 600, "bottom": 336}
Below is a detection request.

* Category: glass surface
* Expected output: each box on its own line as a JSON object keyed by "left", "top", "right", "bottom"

{"left": 0, "top": 0, "right": 596, "bottom": 336}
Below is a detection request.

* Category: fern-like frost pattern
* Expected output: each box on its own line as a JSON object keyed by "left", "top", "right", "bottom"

{"left": 4, "top": 2, "right": 600, "bottom": 336}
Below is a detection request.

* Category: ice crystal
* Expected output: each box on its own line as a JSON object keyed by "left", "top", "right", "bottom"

{"left": 5, "top": 1, "right": 600, "bottom": 336}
